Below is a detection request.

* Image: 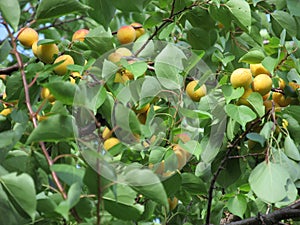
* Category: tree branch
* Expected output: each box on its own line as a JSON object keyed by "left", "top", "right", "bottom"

{"left": 227, "top": 207, "right": 300, "bottom": 225}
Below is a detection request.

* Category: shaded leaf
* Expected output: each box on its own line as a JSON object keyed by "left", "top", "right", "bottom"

{"left": 0, "top": 0, "right": 20, "bottom": 31}
{"left": 36, "top": 0, "right": 90, "bottom": 19}
{"left": 0, "top": 173, "right": 36, "bottom": 220}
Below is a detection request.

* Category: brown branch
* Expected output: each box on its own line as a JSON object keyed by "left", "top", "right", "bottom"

{"left": 227, "top": 207, "right": 300, "bottom": 225}
{"left": 0, "top": 64, "right": 20, "bottom": 74}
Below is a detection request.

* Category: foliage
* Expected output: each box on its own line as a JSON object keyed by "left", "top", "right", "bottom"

{"left": 0, "top": 0, "right": 300, "bottom": 224}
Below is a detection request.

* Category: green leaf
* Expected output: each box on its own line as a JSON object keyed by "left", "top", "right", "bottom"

{"left": 158, "top": 23, "right": 175, "bottom": 39}
{"left": 0, "top": 39, "right": 12, "bottom": 62}
{"left": 86, "top": 0, "right": 116, "bottom": 29}
{"left": 55, "top": 182, "right": 81, "bottom": 221}
{"left": 227, "top": 194, "right": 247, "bottom": 219}
{"left": 226, "top": 0, "right": 251, "bottom": 31}
{"left": 51, "top": 164, "right": 85, "bottom": 186}
{"left": 111, "top": 0, "right": 149, "bottom": 12}
{"left": 249, "top": 161, "right": 290, "bottom": 203}
{"left": 225, "top": 104, "right": 257, "bottom": 130}
{"left": 0, "top": 0, "right": 20, "bottom": 31}
{"left": 209, "top": 4, "right": 232, "bottom": 29}
{"left": 187, "top": 28, "right": 217, "bottom": 50}
{"left": 124, "top": 169, "right": 168, "bottom": 207}
{"left": 179, "top": 107, "right": 212, "bottom": 120}
{"left": 246, "top": 133, "right": 266, "bottom": 147}
{"left": 261, "top": 56, "right": 278, "bottom": 74}
{"left": 26, "top": 115, "right": 77, "bottom": 143}
{"left": 85, "top": 26, "right": 114, "bottom": 56}
{"left": 239, "top": 50, "right": 265, "bottom": 64}
{"left": 103, "top": 184, "right": 144, "bottom": 220}
{"left": 181, "top": 173, "right": 206, "bottom": 194}
{"left": 45, "top": 81, "right": 78, "bottom": 105}
{"left": 0, "top": 172, "right": 36, "bottom": 220}
{"left": 221, "top": 85, "right": 244, "bottom": 104}
{"left": 247, "top": 92, "right": 264, "bottom": 117}
{"left": 155, "top": 44, "right": 186, "bottom": 90}
{"left": 216, "top": 157, "right": 241, "bottom": 188}
{"left": 284, "top": 135, "right": 300, "bottom": 161}
{"left": 162, "top": 172, "right": 182, "bottom": 196}
{"left": 0, "top": 123, "right": 26, "bottom": 163}
{"left": 287, "top": 0, "right": 300, "bottom": 16}
{"left": 124, "top": 61, "right": 148, "bottom": 79}
{"left": 271, "top": 11, "right": 297, "bottom": 37}
{"left": 36, "top": 0, "right": 90, "bottom": 19}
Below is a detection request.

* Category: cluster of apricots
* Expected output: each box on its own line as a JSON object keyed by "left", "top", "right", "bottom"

{"left": 230, "top": 63, "right": 299, "bottom": 153}
{"left": 230, "top": 63, "right": 299, "bottom": 112}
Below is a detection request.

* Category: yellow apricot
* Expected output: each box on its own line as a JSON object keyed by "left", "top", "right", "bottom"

{"left": 130, "top": 22, "right": 145, "bottom": 39}
{"left": 272, "top": 92, "right": 292, "bottom": 107}
{"left": 18, "top": 27, "right": 39, "bottom": 48}
{"left": 114, "top": 72, "right": 129, "bottom": 83}
{"left": 103, "top": 137, "right": 120, "bottom": 151}
{"left": 108, "top": 52, "right": 122, "bottom": 63}
{"left": 36, "top": 43, "right": 59, "bottom": 64}
{"left": 134, "top": 103, "right": 150, "bottom": 114}
{"left": 172, "top": 144, "right": 187, "bottom": 169}
{"left": 31, "top": 40, "right": 38, "bottom": 56}
{"left": 115, "top": 47, "right": 132, "bottom": 56}
{"left": 252, "top": 74, "right": 272, "bottom": 96}
{"left": 250, "top": 63, "right": 271, "bottom": 77}
{"left": 40, "top": 87, "right": 55, "bottom": 103}
{"left": 186, "top": 80, "right": 207, "bottom": 102}
{"left": 117, "top": 25, "right": 136, "bottom": 44}
{"left": 0, "top": 108, "right": 12, "bottom": 116}
{"left": 263, "top": 100, "right": 281, "bottom": 112}
{"left": 53, "top": 55, "right": 74, "bottom": 75}
{"left": 102, "top": 126, "right": 112, "bottom": 139}
{"left": 288, "top": 81, "right": 300, "bottom": 91}
{"left": 230, "top": 68, "right": 253, "bottom": 88}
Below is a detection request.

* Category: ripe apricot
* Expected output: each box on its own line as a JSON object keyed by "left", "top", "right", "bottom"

{"left": 72, "top": 29, "right": 89, "bottom": 42}
{"left": 36, "top": 43, "right": 59, "bottom": 64}
{"left": 117, "top": 25, "right": 136, "bottom": 44}
{"left": 103, "top": 137, "right": 120, "bottom": 151}
{"left": 230, "top": 68, "right": 252, "bottom": 89}
{"left": 130, "top": 22, "right": 145, "bottom": 39}
{"left": 53, "top": 55, "right": 74, "bottom": 75}
{"left": 18, "top": 27, "right": 39, "bottom": 48}
{"left": 252, "top": 74, "right": 272, "bottom": 96}
{"left": 40, "top": 87, "right": 55, "bottom": 103}
{"left": 186, "top": 80, "right": 207, "bottom": 102}
{"left": 168, "top": 197, "right": 178, "bottom": 211}
{"left": 272, "top": 92, "right": 292, "bottom": 107}
{"left": 250, "top": 63, "right": 271, "bottom": 77}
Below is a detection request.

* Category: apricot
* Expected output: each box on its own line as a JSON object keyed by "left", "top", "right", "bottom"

{"left": 36, "top": 43, "right": 59, "bottom": 64}
{"left": 250, "top": 63, "right": 271, "bottom": 77}
{"left": 168, "top": 197, "right": 178, "bottom": 211}
{"left": 252, "top": 74, "right": 272, "bottom": 96}
{"left": 40, "top": 87, "right": 55, "bottom": 103}
{"left": 53, "top": 55, "right": 74, "bottom": 75}
{"left": 186, "top": 80, "right": 207, "bottom": 102}
{"left": 272, "top": 92, "right": 292, "bottom": 107}
{"left": 230, "top": 68, "right": 252, "bottom": 88}
{"left": 117, "top": 25, "right": 136, "bottom": 44}
{"left": 172, "top": 144, "right": 187, "bottom": 170}
{"left": 103, "top": 137, "right": 120, "bottom": 151}
{"left": 0, "top": 108, "right": 12, "bottom": 116}
{"left": 263, "top": 100, "right": 281, "bottom": 112}
{"left": 18, "top": 27, "right": 39, "bottom": 48}
{"left": 115, "top": 47, "right": 132, "bottom": 56}
{"left": 102, "top": 126, "right": 112, "bottom": 139}
{"left": 72, "top": 29, "right": 89, "bottom": 42}
{"left": 130, "top": 22, "right": 145, "bottom": 39}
